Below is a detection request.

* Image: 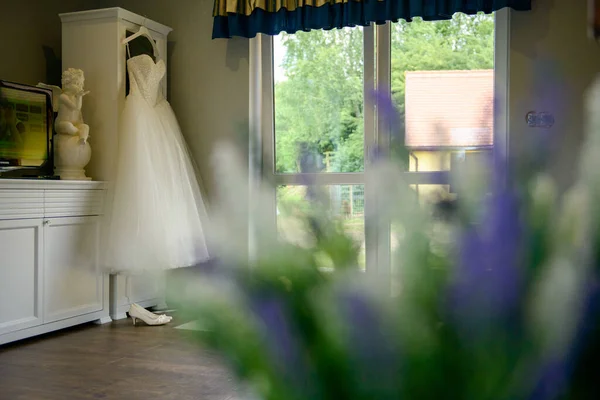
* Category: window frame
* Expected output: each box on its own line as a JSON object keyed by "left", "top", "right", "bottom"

{"left": 248, "top": 9, "right": 511, "bottom": 270}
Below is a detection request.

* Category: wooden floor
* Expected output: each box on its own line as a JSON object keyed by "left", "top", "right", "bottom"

{"left": 0, "top": 316, "right": 242, "bottom": 400}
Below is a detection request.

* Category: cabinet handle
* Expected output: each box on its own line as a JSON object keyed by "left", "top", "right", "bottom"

{"left": 43, "top": 220, "right": 50, "bottom": 225}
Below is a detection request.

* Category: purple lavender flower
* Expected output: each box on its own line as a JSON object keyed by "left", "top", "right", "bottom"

{"left": 367, "top": 88, "right": 405, "bottom": 163}
{"left": 447, "top": 186, "right": 523, "bottom": 327}
{"left": 339, "top": 290, "right": 401, "bottom": 396}
{"left": 369, "top": 88, "right": 401, "bottom": 130}
{"left": 529, "top": 358, "right": 569, "bottom": 400}
{"left": 540, "top": 277, "right": 600, "bottom": 399}
{"left": 296, "top": 141, "right": 325, "bottom": 208}
{"left": 343, "top": 292, "right": 389, "bottom": 359}
{"left": 245, "top": 291, "right": 325, "bottom": 398}
{"left": 249, "top": 294, "right": 302, "bottom": 372}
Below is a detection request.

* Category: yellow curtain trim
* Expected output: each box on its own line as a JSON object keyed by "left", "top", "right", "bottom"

{"left": 214, "top": 0, "right": 359, "bottom": 17}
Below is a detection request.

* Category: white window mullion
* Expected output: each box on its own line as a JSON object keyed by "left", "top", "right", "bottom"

{"left": 494, "top": 8, "right": 511, "bottom": 187}
{"left": 363, "top": 23, "right": 378, "bottom": 276}
{"left": 248, "top": 35, "right": 262, "bottom": 262}
{"left": 376, "top": 22, "right": 392, "bottom": 281}
{"left": 249, "top": 33, "right": 277, "bottom": 256}
{"left": 363, "top": 23, "right": 376, "bottom": 164}
{"left": 261, "top": 34, "right": 275, "bottom": 178}
{"left": 365, "top": 22, "right": 392, "bottom": 279}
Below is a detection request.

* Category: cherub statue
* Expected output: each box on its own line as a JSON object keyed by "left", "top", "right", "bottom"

{"left": 55, "top": 68, "right": 90, "bottom": 144}
{"left": 39, "top": 68, "right": 92, "bottom": 180}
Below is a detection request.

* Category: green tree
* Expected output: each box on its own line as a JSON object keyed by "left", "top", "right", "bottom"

{"left": 274, "top": 13, "right": 495, "bottom": 174}
{"left": 275, "top": 27, "right": 364, "bottom": 173}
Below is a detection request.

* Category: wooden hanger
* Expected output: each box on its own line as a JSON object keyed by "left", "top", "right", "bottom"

{"left": 122, "top": 18, "right": 160, "bottom": 59}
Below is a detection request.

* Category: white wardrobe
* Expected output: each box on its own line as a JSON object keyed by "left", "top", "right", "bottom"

{"left": 59, "top": 8, "right": 172, "bottom": 320}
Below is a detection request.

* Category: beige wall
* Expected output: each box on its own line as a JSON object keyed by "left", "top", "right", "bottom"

{"left": 99, "top": 0, "right": 250, "bottom": 204}
{"left": 0, "top": 0, "right": 101, "bottom": 85}
{"left": 509, "top": 0, "right": 600, "bottom": 192}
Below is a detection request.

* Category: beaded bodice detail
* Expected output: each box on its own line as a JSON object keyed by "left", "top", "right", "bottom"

{"left": 127, "top": 54, "right": 166, "bottom": 106}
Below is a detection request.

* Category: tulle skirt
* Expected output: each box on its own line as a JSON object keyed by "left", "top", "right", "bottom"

{"left": 101, "top": 92, "right": 210, "bottom": 274}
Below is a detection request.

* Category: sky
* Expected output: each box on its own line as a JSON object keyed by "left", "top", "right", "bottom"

{"left": 273, "top": 35, "right": 286, "bottom": 84}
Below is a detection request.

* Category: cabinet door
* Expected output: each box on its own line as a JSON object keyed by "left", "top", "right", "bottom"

{"left": 0, "top": 219, "right": 44, "bottom": 335}
{"left": 44, "top": 216, "right": 103, "bottom": 323}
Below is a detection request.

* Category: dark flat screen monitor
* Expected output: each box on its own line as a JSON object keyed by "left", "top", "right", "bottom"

{"left": 0, "top": 81, "right": 54, "bottom": 178}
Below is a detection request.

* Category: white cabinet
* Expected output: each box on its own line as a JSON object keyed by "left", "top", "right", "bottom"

{"left": 59, "top": 8, "right": 172, "bottom": 320}
{"left": 0, "top": 219, "right": 43, "bottom": 336}
{"left": 0, "top": 180, "right": 110, "bottom": 345}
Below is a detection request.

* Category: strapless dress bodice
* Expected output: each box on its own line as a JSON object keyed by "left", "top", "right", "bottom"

{"left": 127, "top": 54, "right": 166, "bottom": 106}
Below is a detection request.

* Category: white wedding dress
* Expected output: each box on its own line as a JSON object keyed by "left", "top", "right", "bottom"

{"left": 101, "top": 53, "right": 210, "bottom": 274}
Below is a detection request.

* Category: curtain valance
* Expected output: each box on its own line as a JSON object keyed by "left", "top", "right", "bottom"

{"left": 212, "top": 0, "right": 531, "bottom": 39}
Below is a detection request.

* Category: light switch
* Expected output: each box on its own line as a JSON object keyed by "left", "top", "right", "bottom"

{"left": 526, "top": 111, "right": 537, "bottom": 127}
{"left": 539, "top": 112, "right": 555, "bottom": 128}
{"left": 526, "top": 111, "right": 554, "bottom": 128}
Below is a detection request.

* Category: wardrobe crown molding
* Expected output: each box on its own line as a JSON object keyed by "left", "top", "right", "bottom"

{"left": 59, "top": 7, "right": 173, "bottom": 37}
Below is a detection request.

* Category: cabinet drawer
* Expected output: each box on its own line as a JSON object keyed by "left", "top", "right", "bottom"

{"left": 44, "top": 189, "right": 105, "bottom": 218}
{"left": 0, "top": 190, "right": 44, "bottom": 220}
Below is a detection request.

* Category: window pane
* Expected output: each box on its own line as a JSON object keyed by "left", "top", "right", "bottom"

{"left": 273, "top": 28, "right": 365, "bottom": 174}
{"left": 391, "top": 13, "right": 495, "bottom": 172}
{"left": 277, "top": 185, "right": 366, "bottom": 270}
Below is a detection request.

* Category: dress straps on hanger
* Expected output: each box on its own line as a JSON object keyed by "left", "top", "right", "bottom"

{"left": 126, "top": 42, "right": 131, "bottom": 60}
{"left": 122, "top": 19, "right": 161, "bottom": 61}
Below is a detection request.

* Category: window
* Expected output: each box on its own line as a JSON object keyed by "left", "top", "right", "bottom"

{"left": 250, "top": 10, "right": 509, "bottom": 275}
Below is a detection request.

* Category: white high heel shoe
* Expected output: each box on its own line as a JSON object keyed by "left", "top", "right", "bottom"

{"left": 131, "top": 303, "right": 172, "bottom": 321}
{"left": 128, "top": 303, "right": 172, "bottom": 326}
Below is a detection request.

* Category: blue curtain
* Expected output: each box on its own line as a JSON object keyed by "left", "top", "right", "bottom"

{"left": 213, "top": 0, "right": 531, "bottom": 39}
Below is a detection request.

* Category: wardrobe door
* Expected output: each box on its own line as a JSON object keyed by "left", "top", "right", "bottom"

{"left": 0, "top": 218, "right": 44, "bottom": 335}
{"left": 43, "top": 216, "right": 103, "bottom": 323}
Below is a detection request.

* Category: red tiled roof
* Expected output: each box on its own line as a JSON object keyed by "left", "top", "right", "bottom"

{"left": 404, "top": 70, "right": 494, "bottom": 149}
